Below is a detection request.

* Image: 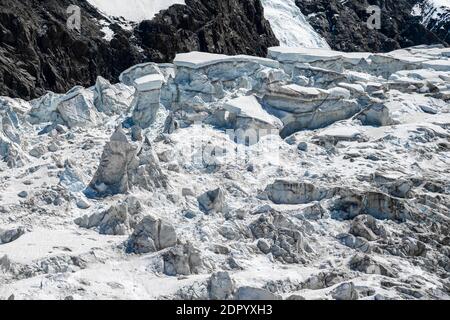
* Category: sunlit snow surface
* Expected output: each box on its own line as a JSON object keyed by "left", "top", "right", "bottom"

{"left": 87, "top": 0, "right": 185, "bottom": 21}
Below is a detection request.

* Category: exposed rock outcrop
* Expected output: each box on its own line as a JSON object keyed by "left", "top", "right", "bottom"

{"left": 75, "top": 197, "right": 143, "bottom": 235}
{"left": 0, "top": 0, "right": 142, "bottom": 99}
{"left": 208, "top": 271, "right": 235, "bottom": 300}
{"left": 250, "top": 212, "right": 311, "bottom": 263}
{"left": 163, "top": 243, "right": 203, "bottom": 276}
{"left": 198, "top": 188, "right": 225, "bottom": 214}
{"left": 295, "top": 0, "right": 447, "bottom": 52}
{"left": 85, "top": 128, "right": 140, "bottom": 198}
{"left": 235, "top": 286, "right": 282, "bottom": 300}
{"left": 0, "top": 227, "right": 25, "bottom": 244}
{"left": 135, "top": 0, "right": 278, "bottom": 63}
{"left": 126, "top": 215, "right": 177, "bottom": 254}
{"left": 85, "top": 128, "right": 167, "bottom": 198}
{"left": 0, "top": 0, "right": 279, "bottom": 99}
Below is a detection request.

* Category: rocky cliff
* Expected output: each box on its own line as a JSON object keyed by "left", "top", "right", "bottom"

{"left": 1, "top": 0, "right": 449, "bottom": 100}
{"left": 135, "top": 0, "right": 278, "bottom": 62}
{"left": 0, "top": 0, "right": 278, "bottom": 100}
{"left": 0, "top": 0, "right": 143, "bottom": 99}
{"left": 295, "top": 0, "right": 448, "bottom": 52}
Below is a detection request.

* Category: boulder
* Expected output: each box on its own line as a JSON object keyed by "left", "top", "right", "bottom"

{"left": 198, "top": 188, "right": 225, "bottom": 213}
{"left": 235, "top": 286, "right": 282, "bottom": 300}
{"left": 76, "top": 197, "right": 143, "bottom": 235}
{"left": 163, "top": 243, "right": 203, "bottom": 276}
{"left": 85, "top": 128, "right": 139, "bottom": 198}
{"left": 0, "top": 227, "right": 25, "bottom": 244}
{"left": 126, "top": 215, "right": 177, "bottom": 254}
{"left": 208, "top": 271, "right": 235, "bottom": 300}
{"left": 349, "top": 215, "right": 387, "bottom": 241}
{"left": 349, "top": 254, "right": 397, "bottom": 278}
{"left": 331, "top": 282, "right": 359, "bottom": 300}
{"left": 17, "top": 191, "right": 28, "bottom": 198}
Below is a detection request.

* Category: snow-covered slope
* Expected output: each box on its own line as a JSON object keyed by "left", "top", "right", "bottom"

{"left": 260, "top": 0, "right": 330, "bottom": 48}
{"left": 87, "top": 0, "right": 185, "bottom": 21}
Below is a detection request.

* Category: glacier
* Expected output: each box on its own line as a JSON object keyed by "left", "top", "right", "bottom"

{"left": 0, "top": 44, "right": 449, "bottom": 300}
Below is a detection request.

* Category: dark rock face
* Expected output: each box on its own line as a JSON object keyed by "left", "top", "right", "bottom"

{"left": 0, "top": 0, "right": 278, "bottom": 99}
{"left": 0, "top": 0, "right": 143, "bottom": 100}
{"left": 295, "top": 0, "right": 447, "bottom": 52}
{"left": 136, "top": 0, "right": 279, "bottom": 62}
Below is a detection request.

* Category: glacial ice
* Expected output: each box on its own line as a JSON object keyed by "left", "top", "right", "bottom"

{"left": 0, "top": 44, "right": 449, "bottom": 300}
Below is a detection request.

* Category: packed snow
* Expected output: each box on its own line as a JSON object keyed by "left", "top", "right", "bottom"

{"left": 87, "top": 0, "right": 185, "bottom": 21}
